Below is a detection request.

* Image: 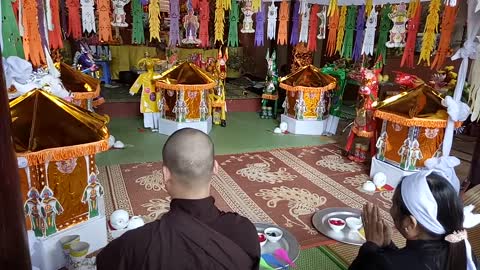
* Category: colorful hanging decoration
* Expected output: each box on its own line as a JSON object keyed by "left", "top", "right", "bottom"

{"left": 38, "top": 0, "right": 49, "bottom": 50}
{"left": 66, "top": 0, "right": 82, "bottom": 39}
{"left": 111, "top": 0, "right": 130, "bottom": 27}
{"left": 299, "top": 5, "right": 311, "bottom": 43}
{"left": 376, "top": 4, "right": 392, "bottom": 65}
{"left": 199, "top": 0, "right": 210, "bottom": 47}
{"left": 307, "top": 5, "right": 320, "bottom": 51}
{"left": 365, "top": 0, "right": 373, "bottom": 17}
{"left": 192, "top": 0, "right": 199, "bottom": 9}
{"left": 1, "top": 0, "right": 24, "bottom": 57}
{"left": 22, "top": 0, "right": 46, "bottom": 66}
{"left": 252, "top": 0, "right": 261, "bottom": 12}
{"left": 277, "top": 0, "right": 289, "bottom": 45}
{"left": 267, "top": 1, "right": 278, "bottom": 40}
{"left": 335, "top": 6, "right": 347, "bottom": 55}
{"left": 169, "top": 0, "right": 180, "bottom": 45}
{"left": 352, "top": 5, "right": 366, "bottom": 61}
{"left": 220, "top": 0, "right": 230, "bottom": 10}
{"left": 418, "top": 0, "right": 441, "bottom": 66}
{"left": 362, "top": 8, "right": 378, "bottom": 56}
{"left": 327, "top": 0, "right": 337, "bottom": 17}
{"left": 48, "top": 0, "right": 63, "bottom": 49}
{"left": 132, "top": 0, "right": 145, "bottom": 44}
{"left": 227, "top": 0, "right": 239, "bottom": 46}
{"left": 290, "top": 1, "right": 300, "bottom": 46}
{"left": 401, "top": 0, "right": 421, "bottom": 68}
{"left": 241, "top": 0, "right": 255, "bottom": 33}
{"left": 326, "top": 8, "right": 340, "bottom": 56}
{"left": 431, "top": 4, "right": 459, "bottom": 70}
{"left": 80, "top": 0, "right": 96, "bottom": 33}
{"left": 341, "top": 5, "right": 357, "bottom": 59}
{"left": 317, "top": 6, "right": 327, "bottom": 40}
{"left": 182, "top": 2, "right": 201, "bottom": 44}
{"left": 149, "top": 0, "right": 161, "bottom": 41}
{"left": 386, "top": 3, "right": 408, "bottom": 48}
{"left": 97, "top": 0, "right": 113, "bottom": 42}
{"left": 214, "top": 0, "right": 225, "bottom": 43}
{"left": 254, "top": 3, "right": 265, "bottom": 46}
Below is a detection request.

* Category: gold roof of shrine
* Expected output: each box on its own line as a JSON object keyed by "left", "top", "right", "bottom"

{"left": 59, "top": 62, "right": 100, "bottom": 99}
{"left": 279, "top": 65, "right": 337, "bottom": 92}
{"left": 10, "top": 90, "right": 110, "bottom": 165}
{"left": 154, "top": 62, "right": 216, "bottom": 91}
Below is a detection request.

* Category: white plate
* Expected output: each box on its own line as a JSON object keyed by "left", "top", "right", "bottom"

{"left": 312, "top": 207, "right": 365, "bottom": 246}
{"left": 255, "top": 223, "right": 300, "bottom": 269}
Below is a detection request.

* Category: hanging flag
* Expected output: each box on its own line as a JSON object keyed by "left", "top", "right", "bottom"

{"left": 362, "top": 8, "right": 378, "bottom": 56}
{"left": 66, "top": 0, "right": 82, "bottom": 39}
{"left": 418, "top": 0, "right": 441, "bottom": 66}
{"left": 335, "top": 6, "right": 347, "bottom": 54}
{"left": 290, "top": 1, "right": 300, "bottom": 46}
{"left": 1, "top": 0, "right": 24, "bottom": 57}
{"left": 341, "top": 5, "right": 357, "bottom": 59}
{"left": 252, "top": 0, "right": 261, "bottom": 12}
{"left": 299, "top": 5, "right": 310, "bottom": 43}
{"left": 327, "top": 0, "right": 337, "bottom": 17}
{"left": 401, "top": 0, "right": 421, "bottom": 68}
{"left": 97, "top": 0, "right": 112, "bottom": 42}
{"left": 386, "top": 3, "right": 408, "bottom": 48}
{"left": 365, "top": 0, "right": 373, "bottom": 16}
{"left": 277, "top": 0, "right": 289, "bottom": 45}
{"left": 220, "top": 0, "right": 230, "bottom": 10}
{"left": 352, "top": 5, "right": 366, "bottom": 61}
{"left": 267, "top": 1, "right": 278, "bottom": 40}
{"left": 326, "top": 8, "right": 340, "bottom": 56}
{"left": 22, "top": 0, "right": 46, "bottom": 66}
{"left": 199, "top": 0, "right": 210, "bottom": 47}
{"left": 317, "top": 6, "right": 327, "bottom": 40}
{"left": 169, "top": 0, "right": 180, "bottom": 45}
{"left": 48, "top": 0, "right": 63, "bottom": 49}
{"left": 227, "top": 0, "right": 239, "bottom": 47}
{"left": 132, "top": 0, "right": 145, "bottom": 44}
{"left": 214, "top": 0, "right": 225, "bottom": 43}
{"left": 240, "top": 0, "right": 255, "bottom": 33}
{"left": 192, "top": 0, "right": 199, "bottom": 9}
{"left": 307, "top": 5, "right": 320, "bottom": 51}
{"left": 81, "top": 0, "right": 96, "bottom": 33}
{"left": 37, "top": 0, "right": 49, "bottom": 49}
{"left": 376, "top": 4, "right": 392, "bottom": 65}
{"left": 431, "top": 4, "right": 459, "bottom": 69}
{"left": 254, "top": 3, "right": 265, "bottom": 46}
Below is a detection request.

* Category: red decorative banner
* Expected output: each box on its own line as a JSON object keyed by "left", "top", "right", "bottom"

{"left": 307, "top": 5, "right": 320, "bottom": 51}
{"left": 48, "top": 0, "right": 64, "bottom": 49}
{"left": 66, "top": 0, "right": 82, "bottom": 39}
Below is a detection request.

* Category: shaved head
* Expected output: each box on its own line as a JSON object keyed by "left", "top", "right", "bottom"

{"left": 162, "top": 128, "right": 214, "bottom": 187}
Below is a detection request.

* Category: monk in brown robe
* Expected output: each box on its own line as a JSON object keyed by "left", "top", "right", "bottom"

{"left": 96, "top": 128, "right": 260, "bottom": 269}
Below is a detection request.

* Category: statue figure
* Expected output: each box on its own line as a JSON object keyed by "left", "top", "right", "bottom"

{"left": 40, "top": 186, "right": 64, "bottom": 237}
{"left": 182, "top": 8, "right": 201, "bottom": 44}
{"left": 376, "top": 131, "right": 388, "bottom": 161}
{"left": 24, "top": 188, "right": 44, "bottom": 237}
{"left": 81, "top": 173, "right": 105, "bottom": 218}
{"left": 241, "top": 0, "right": 255, "bottom": 33}
{"left": 111, "top": 0, "right": 131, "bottom": 27}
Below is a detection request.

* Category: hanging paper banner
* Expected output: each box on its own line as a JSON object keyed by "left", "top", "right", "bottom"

{"left": 386, "top": 3, "right": 407, "bottom": 48}
{"left": 361, "top": 8, "right": 378, "bottom": 56}
{"left": 214, "top": 0, "right": 225, "bottom": 43}
{"left": 97, "top": 0, "right": 112, "bottom": 42}
{"left": 335, "top": 6, "right": 347, "bottom": 54}
{"left": 418, "top": 0, "right": 441, "bottom": 66}
{"left": 220, "top": 0, "right": 230, "bottom": 10}
{"left": 182, "top": 0, "right": 201, "bottom": 45}
{"left": 23, "top": 0, "right": 46, "bottom": 66}
{"left": 327, "top": 0, "right": 337, "bottom": 17}
{"left": 149, "top": 0, "right": 161, "bottom": 41}
{"left": 365, "top": 0, "right": 373, "bottom": 16}
{"left": 199, "top": 0, "right": 210, "bottom": 47}
{"left": 277, "top": 0, "right": 289, "bottom": 45}
{"left": 60, "top": 0, "right": 68, "bottom": 34}
{"left": 317, "top": 5, "right": 327, "bottom": 40}
{"left": 2, "top": 0, "right": 24, "bottom": 57}
{"left": 80, "top": 0, "right": 96, "bottom": 33}
{"left": 48, "top": 0, "right": 63, "bottom": 49}
{"left": 66, "top": 0, "right": 82, "bottom": 39}
{"left": 192, "top": 0, "right": 199, "bottom": 9}
{"left": 252, "top": 0, "right": 261, "bottom": 12}
{"left": 376, "top": 4, "right": 392, "bottom": 65}
{"left": 307, "top": 5, "right": 320, "bottom": 51}
{"left": 290, "top": 1, "right": 300, "bottom": 46}
{"left": 111, "top": 0, "right": 130, "bottom": 27}
{"left": 299, "top": 5, "right": 310, "bottom": 43}
{"left": 228, "top": 0, "right": 239, "bottom": 46}
{"left": 352, "top": 5, "right": 365, "bottom": 61}
{"left": 431, "top": 4, "right": 459, "bottom": 70}
{"left": 169, "top": 0, "right": 180, "bottom": 45}
{"left": 241, "top": 0, "right": 255, "bottom": 33}
{"left": 132, "top": 0, "right": 145, "bottom": 44}
{"left": 341, "top": 5, "right": 357, "bottom": 59}
{"left": 254, "top": 3, "right": 265, "bottom": 46}
{"left": 267, "top": 1, "right": 278, "bottom": 40}
{"left": 37, "top": 0, "right": 49, "bottom": 49}
{"left": 401, "top": 0, "right": 421, "bottom": 68}
{"left": 326, "top": 8, "right": 340, "bottom": 56}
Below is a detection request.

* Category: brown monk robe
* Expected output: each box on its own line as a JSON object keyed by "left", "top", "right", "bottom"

{"left": 96, "top": 128, "right": 260, "bottom": 270}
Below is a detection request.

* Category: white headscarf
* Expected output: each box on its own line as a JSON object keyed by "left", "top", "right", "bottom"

{"left": 401, "top": 170, "right": 476, "bottom": 270}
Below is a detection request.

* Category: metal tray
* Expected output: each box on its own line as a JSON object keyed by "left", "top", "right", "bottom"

{"left": 312, "top": 207, "right": 365, "bottom": 246}
{"left": 255, "top": 223, "right": 300, "bottom": 270}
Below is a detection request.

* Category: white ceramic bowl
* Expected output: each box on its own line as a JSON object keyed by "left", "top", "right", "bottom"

{"left": 328, "top": 218, "right": 346, "bottom": 232}
{"left": 127, "top": 216, "right": 145, "bottom": 230}
{"left": 110, "top": 209, "right": 129, "bottom": 230}
{"left": 264, "top": 227, "right": 283, "bottom": 242}
{"left": 345, "top": 217, "right": 363, "bottom": 231}
{"left": 258, "top": 233, "right": 267, "bottom": 247}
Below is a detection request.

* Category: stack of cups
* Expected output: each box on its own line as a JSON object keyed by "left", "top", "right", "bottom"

{"left": 59, "top": 235, "right": 90, "bottom": 270}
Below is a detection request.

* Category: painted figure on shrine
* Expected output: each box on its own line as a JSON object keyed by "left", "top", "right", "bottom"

{"left": 24, "top": 188, "right": 44, "bottom": 237}
{"left": 81, "top": 173, "right": 105, "bottom": 218}
{"left": 40, "top": 186, "right": 64, "bottom": 236}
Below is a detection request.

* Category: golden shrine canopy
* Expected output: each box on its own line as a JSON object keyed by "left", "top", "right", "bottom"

{"left": 279, "top": 65, "right": 337, "bottom": 92}
{"left": 10, "top": 90, "right": 109, "bottom": 165}
{"left": 59, "top": 62, "right": 100, "bottom": 99}
{"left": 154, "top": 62, "right": 216, "bottom": 91}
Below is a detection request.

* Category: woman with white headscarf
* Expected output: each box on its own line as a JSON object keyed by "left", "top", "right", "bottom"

{"left": 350, "top": 171, "right": 478, "bottom": 270}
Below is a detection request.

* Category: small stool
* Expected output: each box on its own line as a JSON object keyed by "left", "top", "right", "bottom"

{"left": 94, "top": 60, "right": 112, "bottom": 85}
{"left": 261, "top": 93, "right": 279, "bottom": 119}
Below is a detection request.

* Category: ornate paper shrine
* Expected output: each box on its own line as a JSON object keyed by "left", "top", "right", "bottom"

{"left": 59, "top": 63, "right": 101, "bottom": 110}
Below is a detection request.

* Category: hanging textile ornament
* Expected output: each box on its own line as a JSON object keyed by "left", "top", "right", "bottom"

{"left": 199, "top": 0, "right": 210, "bottom": 47}
{"left": 341, "top": 5, "right": 357, "bottom": 59}
{"left": 182, "top": 0, "right": 201, "bottom": 45}
{"left": 48, "top": 0, "right": 63, "bottom": 49}
{"left": 431, "top": 5, "right": 458, "bottom": 70}
{"left": 407, "top": 0, "right": 419, "bottom": 17}
{"left": 132, "top": 0, "right": 145, "bottom": 44}
{"left": 254, "top": 3, "right": 265, "bottom": 46}
{"left": 1, "top": 0, "right": 24, "bottom": 57}
{"left": 335, "top": 6, "right": 347, "bottom": 54}
{"left": 365, "top": 0, "right": 373, "bottom": 17}
{"left": 376, "top": 4, "right": 392, "bottom": 65}
{"left": 361, "top": 8, "right": 378, "bottom": 57}
{"left": 386, "top": 3, "right": 408, "bottom": 48}
{"left": 290, "top": 1, "right": 300, "bottom": 46}
{"left": 66, "top": 0, "right": 82, "bottom": 39}
{"left": 267, "top": 1, "right": 278, "bottom": 40}
{"left": 60, "top": 0, "right": 68, "bottom": 34}
{"left": 80, "top": 0, "right": 96, "bottom": 33}
{"left": 401, "top": 0, "right": 421, "bottom": 68}
{"left": 227, "top": 0, "right": 239, "bottom": 46}
{"left": 220, "top": 0, "right": 230, "bottom": 11}
{"left": 277, "top": 0, "right": 289, "bottom": 45}
{"left": 22, "top": 0, "right": 46, "bottom": 66}
{"left": 352, "top": 5, "right": 366, "bottom": 61}
{"left": 326, "top": 8, "right": 340, "bottom": 56}
{"left": 418, "top": 0, "right": 441, "bottom": 66}
{"left": 317, "top": 6, "right": 327, "bottom": 40}
{"left": 37, "top": 0, "right": 49, "bottom": 48}
{"left": 252, "top": 0, "right": 261, "bottom": 12}
{"left": 111, "top": 0, "right": 130, "bottom": 27}
{"left": 241, "top": 0, "right": 255, "bottom": 33}
{"left": 149, "top": 0, "right": 161, "bottom": 41}
{"left": 299, "top": 5, "right": 310, "bottom": 43}
{"left": 192, "top": 0, "right": 199, "bottom": 10}
{"left": 327, "top": 0, "right": 337, "bottom": 17}
{"left": 307, "top": 5, "right": 320, "bottom": 51}
{"left": 214, "top": 0, "right": 225, "bottom": 43}
{"left": 169, "top": 0, "right": 180, "bottom": 45}
{"left": 299, "top": 0, "right": 308, "bottom": 15}
{"left": 97, "top": 0, "right": 112, "bottom": 42}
